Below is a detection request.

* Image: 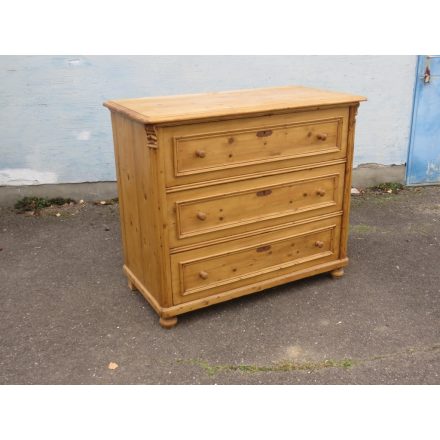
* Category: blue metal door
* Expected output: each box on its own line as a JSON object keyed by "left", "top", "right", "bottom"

{"left": 407, "top": 55, "right": 440, "bottom": 185}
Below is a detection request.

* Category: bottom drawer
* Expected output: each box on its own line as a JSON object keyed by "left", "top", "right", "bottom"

{"left": 171, "top": 215, "right": 341, "bottom": 304}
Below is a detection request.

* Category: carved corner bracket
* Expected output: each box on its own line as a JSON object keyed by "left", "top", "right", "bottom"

{"left": 145, "top": 125, "right": 158, "bottom": 149}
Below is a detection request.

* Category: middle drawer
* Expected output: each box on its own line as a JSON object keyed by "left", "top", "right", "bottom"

{"left": 167, "top": 162, "right": 345, "bottom": 249}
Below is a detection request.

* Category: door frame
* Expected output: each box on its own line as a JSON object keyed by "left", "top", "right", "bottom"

{"left": 405, "top": 55, "right": 440, "bottom": 185}
{"left": 405, "top": 55, "right": 423, "bottom": 186}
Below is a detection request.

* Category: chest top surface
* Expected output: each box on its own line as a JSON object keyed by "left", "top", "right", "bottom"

{"left": 103, "top": 85, "right": 366, "bottom": 125}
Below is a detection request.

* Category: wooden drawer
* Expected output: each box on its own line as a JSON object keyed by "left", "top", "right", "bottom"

{"left": 162, "top": 107, "right": 349, "bottom": 188}
{"left": 171, "top": 215, "right": 341, "bottom": 304}
{"left": 167, "top": 162, "right": 345, "bottom": 249}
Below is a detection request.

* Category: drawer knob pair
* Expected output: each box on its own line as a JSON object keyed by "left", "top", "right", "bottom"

{"left": 314, "top": 241, "right": 324, "bottom": 248}
{"left": 195, "top": 149, "right": 206, "bottom": 158}
{"left": 317, "top": 133, "right": 328, "bottom": 141}
{"left": 199, "top": 271, "right": 209, "bottom": 280}
{"left": 197, "top": 211, "right": 207, "bottom": 221}
{"left": 316, "top": 189, "right": 326, "bottom": 196}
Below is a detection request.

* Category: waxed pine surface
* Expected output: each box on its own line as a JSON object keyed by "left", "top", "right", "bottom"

{"left": 104, "top": 85, "right": 366, "bottom": 123}
{"left": 107, "top": 90, "right": 360, "bottom": 324}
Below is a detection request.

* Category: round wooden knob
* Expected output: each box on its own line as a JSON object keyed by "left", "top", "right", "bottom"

{"left": 199, "top": 271, "right": 209, "bottom": 280}
{"left": 317, "top": 133, "right": 328, "bottom": 141}
{"left": 315, "top": 241, "right": 324, "bottom": 248}
{"left": 195, "top": 149, "right": 206, "bottom": 158}
{"left": 197, "top": 211, "right": 207, "bottom": 221}
{"left": 316, "top": 189, "right": 326, "bottom": 196}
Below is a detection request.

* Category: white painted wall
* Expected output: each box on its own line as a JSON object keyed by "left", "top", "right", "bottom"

{"left": 0, "top": 56, "right": 417, "bottom": 185}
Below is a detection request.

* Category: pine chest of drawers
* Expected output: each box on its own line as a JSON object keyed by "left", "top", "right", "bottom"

{"left": 104, "top": 86, "right": 366, "bottom": 328}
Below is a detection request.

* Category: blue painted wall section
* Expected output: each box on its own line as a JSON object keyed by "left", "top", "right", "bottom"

{"left": 0, "top": 56, "right": 417, "bottom": 185}
{"left": 406, "top": 56, "right": 440, "bottom": 184}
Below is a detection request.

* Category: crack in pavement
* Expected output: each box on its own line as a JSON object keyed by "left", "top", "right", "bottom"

{"left": 179, "top": 342, "right": 440, "bottom": 377}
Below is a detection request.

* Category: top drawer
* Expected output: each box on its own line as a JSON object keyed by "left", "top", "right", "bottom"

{"left": 161, "top": 107, "right": 349, "bottom": 188}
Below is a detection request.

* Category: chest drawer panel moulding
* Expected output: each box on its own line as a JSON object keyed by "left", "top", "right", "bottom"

{"left": 104, "top": 85, "right": 366, "bottom": 328}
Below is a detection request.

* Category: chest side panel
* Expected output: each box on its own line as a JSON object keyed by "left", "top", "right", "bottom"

{"left": 112, "top": 114, "right": 171, "bottom": 307}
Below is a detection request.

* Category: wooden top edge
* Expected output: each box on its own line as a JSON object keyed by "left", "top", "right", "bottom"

{"left": 103, "top": 85, "right": 366, "bottom": 124}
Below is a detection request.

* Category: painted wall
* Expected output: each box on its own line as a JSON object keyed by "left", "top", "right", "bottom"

{"left": 0, "top": 55, "right": 417, "bottom": 185}
{"left": 406, "top": 56, "right": 440, "bottom": 184}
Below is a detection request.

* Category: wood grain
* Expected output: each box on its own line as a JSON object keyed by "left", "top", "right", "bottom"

{"left": 162, "top": 107, "right": 349, "bottom": 188}
{"left": 174, "top": 117, "right": 342, "bottom": 176}
{"left": 339, "top": 104, "right": 359, "bottom": 261}
{"left": 104, "top": 85, "right": 366, "bottom": 124}
{"left": 124, "top": 258, "right": 349, "bottom": 319}
{"left": 106, "top": 86, "right": 365, "bottom": 327}
{"left": 167, "top": 162, "right": 345, "bottom": 249}
{"left": 170, "top": 215, "right": 341, "bottom": 304}
{"left": 162, "top": 258, "right": 349, "bottom": 318}
{"left": 111, "top": 114, "right": 171, "bottom": 306}
{"left": 180, "top": 224, "right": 336, "bottom": 296}
{"left": 111, "top": 114, "right": 144, "bottom": 284}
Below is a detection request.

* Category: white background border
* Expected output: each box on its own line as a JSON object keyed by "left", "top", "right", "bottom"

{"left": 1, "top": 1, "right": 438, "bottom": 438}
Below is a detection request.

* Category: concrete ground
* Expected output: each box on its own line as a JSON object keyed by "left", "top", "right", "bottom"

{"left": 1, "top": 187, "right": 439, "bottom": 384}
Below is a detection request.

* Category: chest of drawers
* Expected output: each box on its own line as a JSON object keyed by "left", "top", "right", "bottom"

{"left": 104, "top": 86, "right": 365, "bottom": 328}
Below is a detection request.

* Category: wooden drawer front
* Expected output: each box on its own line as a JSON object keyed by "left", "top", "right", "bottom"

{"left": 171, "top": 216, "right": 341, "bottom": 303}
{"left": 178, "top": 175, "right": 337, "bottom": 237}
{"left": 162, "top": 108, "right": 349, "bottom": 187}
{"left": 168, "top": 162, "right": 345, "bottom": 248}
{"left": 176, "top": 119, "right": 341, "bottom": 174}
{"left": 183, "top": 226, "right": 334, "bottom": 295}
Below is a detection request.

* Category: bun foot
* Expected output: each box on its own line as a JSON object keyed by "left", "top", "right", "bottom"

{"left": 330, "top": 268, "right": 345, "bottom": 279}
{"left": 159, "top": 316, "right": 178, "bottom": 329}
{"left": 128, "top": 279, "right": 138, "bottom": 291}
